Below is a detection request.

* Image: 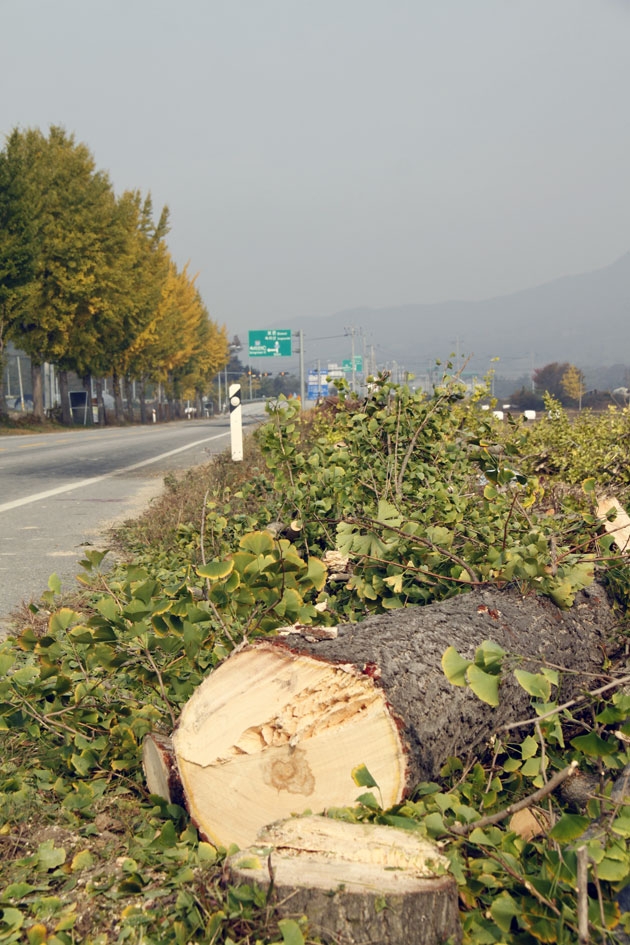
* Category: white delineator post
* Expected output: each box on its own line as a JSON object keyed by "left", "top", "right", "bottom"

{"left": 229, "top": 383, "right": 243, "bottom": 462}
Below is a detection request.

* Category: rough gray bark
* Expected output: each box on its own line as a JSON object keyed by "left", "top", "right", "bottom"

{"left": 282, "top": 581, "right": 620, "bottom": 784}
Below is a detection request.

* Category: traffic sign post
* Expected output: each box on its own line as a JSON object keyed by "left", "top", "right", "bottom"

{"left": 249, "top": 330, "right": 292, "bottom": 358}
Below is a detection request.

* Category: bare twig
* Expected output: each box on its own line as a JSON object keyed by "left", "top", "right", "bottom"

{"left": 450, "top": 761, "right": 578, "bottom": 836}
{"left": 198, "top": 487, "right": 239, "bottom": 648}
{"left": 501, "top": 490, "right": 520, "bottom": 553}
{"left": 535, "top": 720, "right": 548, "bottom": 784}
{"left": 394, "top": 385, "right": 464, "bottom": 498}
{"left": 590, "top": 861, "right": 607, "bottom": 945}
{"left": 500, "top": 674, "right": 630, "bottom": 734}
{"left": 346, "top": 514, "right": 481, "bottom": 584}
{"left": 199, "top": 488, "right": 210, "bottom": 569}
{"left": 143, "top": 646, "right": 177, "bottom": 729}
{"left": 577, "top": 845, "right": 589, "bottom": 944}
{"left": 483, "top": 848, "right": 562, "bottom": 918}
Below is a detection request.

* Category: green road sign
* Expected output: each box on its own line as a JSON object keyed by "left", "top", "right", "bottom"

{"left": 249, "top": 329, "right": 292, "bottom": 357}
{"left": 342, "top": 356, "right": 363, "bottom": 372}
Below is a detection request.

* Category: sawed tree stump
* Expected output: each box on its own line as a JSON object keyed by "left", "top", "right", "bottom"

{"left": 227, "top": 815, "right": 462, "bottom": 945}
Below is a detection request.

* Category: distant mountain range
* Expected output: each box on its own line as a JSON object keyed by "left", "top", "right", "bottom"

{"left": 268, "top": 253, "right": 630, "bottom": 381}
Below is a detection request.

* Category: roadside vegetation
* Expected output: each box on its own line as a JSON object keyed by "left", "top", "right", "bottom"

{"left": 1, "top": 373, "right": 629, "bottom": 944}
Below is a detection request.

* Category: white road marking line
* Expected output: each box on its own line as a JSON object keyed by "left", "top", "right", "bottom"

{"left": 0, "top": 431, "right": 230, "bottom": 513}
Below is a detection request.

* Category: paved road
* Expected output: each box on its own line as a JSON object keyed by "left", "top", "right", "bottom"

{"left": 0, "top": 407, "right": 265, "bottom": 634}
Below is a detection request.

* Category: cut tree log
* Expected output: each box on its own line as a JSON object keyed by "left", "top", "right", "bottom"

{"left": 227, "top": 815, "right": 462, "bottom": 945}
{"left": 171, "top": 642, "right": 407, "bottom": 848}
{"left": 152, "top": 582, "right": 620, "bottom": 849}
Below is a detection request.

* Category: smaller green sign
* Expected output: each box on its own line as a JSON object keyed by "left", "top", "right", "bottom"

{"left": 342, "top": 356, "right": 363, "bottom": 372}
{"left": 249, "top": 329, "right": 292, "bottom": 357}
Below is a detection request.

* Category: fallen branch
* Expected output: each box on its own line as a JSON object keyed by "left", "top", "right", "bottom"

{"left": 450, "top": 761, "right": 578, "bottom": 836}
{"left": 500, "top": 673, "right": 630, "bottom": 735}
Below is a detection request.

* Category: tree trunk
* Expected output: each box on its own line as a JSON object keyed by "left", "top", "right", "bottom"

{"left": 0, "top": 352, "right": 7, "bottom": 420}
{"left": 58, "top": 369, "right": 72, "bottom": 425}
{"left": 95, "top": 377, "right": 107, "bottom": 426}
{"left": 31, "top": 359, "right": 44, "bottom": 420}
{"left": 123, "top": 376, "right": 134, "bottom": 423}
{"left": 149, "top": 583, "right": 619, "bottom": 851}
{"left": 138, "top": 378, "right": 147, "bottom": 425}
{"left": 112, "top": 369, "right": 124, "bottom": 423}
{"left": 82, "top": 375, "right": 94, "bottom": 426}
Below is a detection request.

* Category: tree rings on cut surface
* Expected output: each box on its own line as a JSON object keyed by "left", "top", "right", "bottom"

{"left": 171, "top": 642, "right": 407, "bottom": 848}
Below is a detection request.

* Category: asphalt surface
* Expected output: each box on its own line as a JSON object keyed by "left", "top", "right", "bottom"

{"left": 0, "top": 408, "right": 265, "bottom": 637}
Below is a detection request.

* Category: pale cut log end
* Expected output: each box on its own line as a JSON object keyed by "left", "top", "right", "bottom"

{"left": 228, "top": 815, "right": 462, "bottom": 945}
{"left": 142, "top": 733, "right": 184, "bottom": 807}
{"left": 172, "top": 642, "right": 407, "bottom": 848}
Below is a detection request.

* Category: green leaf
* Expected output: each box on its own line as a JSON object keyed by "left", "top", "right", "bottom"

{"left": 467, "top": 827, "right": 498, "bottom": 847}
{"left": 96, "top": 596, "right": 120, "bottom": 622}
{"left": 71, "top": 850, "right": 94, "bottom": 871}
{"left": 305, "top": 556, "right": 327, "bottom": 591}
{"left": 610, "top": 815, "right": 630, "bottom": 838}
{"left": 441, "top": 646, "right": 471, "bottom": 687}
{"left": 514, "top": 669, "right": 552, "bottom": 701}
{"left": 3, "top": 883, "right": 35, "bottom": 898}
{"left": 240, "top": 531, "right": 275, "bottom": 555}
{"left": 197, "top": 559, "right": 234, "bottom": 581}
{"left": 570, "top": 731, "right": 618, "bottom": 757}
{"left": 596, "top": 857, "right": 629, "bottom": 882}
{"left": 473, "top": 640, "right": 505, "bottom": 674}
{"left": 197, "top": 843, "right": 218, "bottom": 863}
{"left": 351, "top": 764, "right": 378, "bottom": 789}
{"left": 466, "top": 664, "right": 500, "bottom": 706}
{"left": 356, "top": 791, "right": 381, "bottom": 810}
{"left": 521, "top": 756, "right": 543, "bottom": 778}
{"left": 36, "top": 839, "right": 67, "bottom": 871}
{"left": 582, "top": 477, "right": 596, "bottom": 494}
{"left": 520, "top": 735, "right": 539, "bottom": 760}
{"left": 548, "top": 581, "right": 576, "bottom": 609}
{"left": 490, "top": 891, "right": 520, "bottom": 932}
{"left": 376, "top": 499, "right": 403, "bottom": 528}
{"left": 233, "top": 854, "right": 262, "bottom": 871}
{"left": 49, "top": 608, "right": 79, "bottom": 633}
{"left": 0, "top": 650, "right": 15, "bottom": 676}
{"left": 278, "top": 918, "right": 305, "bottom": 945}
{"left": 548, "top": 814, "right": 590, "bottom": 842}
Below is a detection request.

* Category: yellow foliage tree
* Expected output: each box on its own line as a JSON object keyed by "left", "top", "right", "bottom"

{"left": 127, "top": 257, "right": 228, "bottom": 413}
{"left": 561, "top": 364, "right": 586, "bottom": 410}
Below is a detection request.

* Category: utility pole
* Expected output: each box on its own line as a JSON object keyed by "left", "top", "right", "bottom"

{"left": 345, "top": 325, "right": 357, "bottom": 393}
{"left": 293, "top": 330, "right": 306, "bottom": 408}
{"left": 299, "top": 329, "right": 306, "bottom": 407}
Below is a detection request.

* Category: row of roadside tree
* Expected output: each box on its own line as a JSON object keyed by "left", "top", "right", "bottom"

{"left": 0, "top": 125, "right": 229, "bottom": 424}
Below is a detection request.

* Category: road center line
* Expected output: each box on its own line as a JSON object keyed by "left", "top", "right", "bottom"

{"left": 0, "top": 431, "right": 230, "bottom": 513}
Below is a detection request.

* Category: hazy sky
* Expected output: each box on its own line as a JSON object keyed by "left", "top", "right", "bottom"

{"left": 2, "top": 0, "right": 629, "bottom": 341}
